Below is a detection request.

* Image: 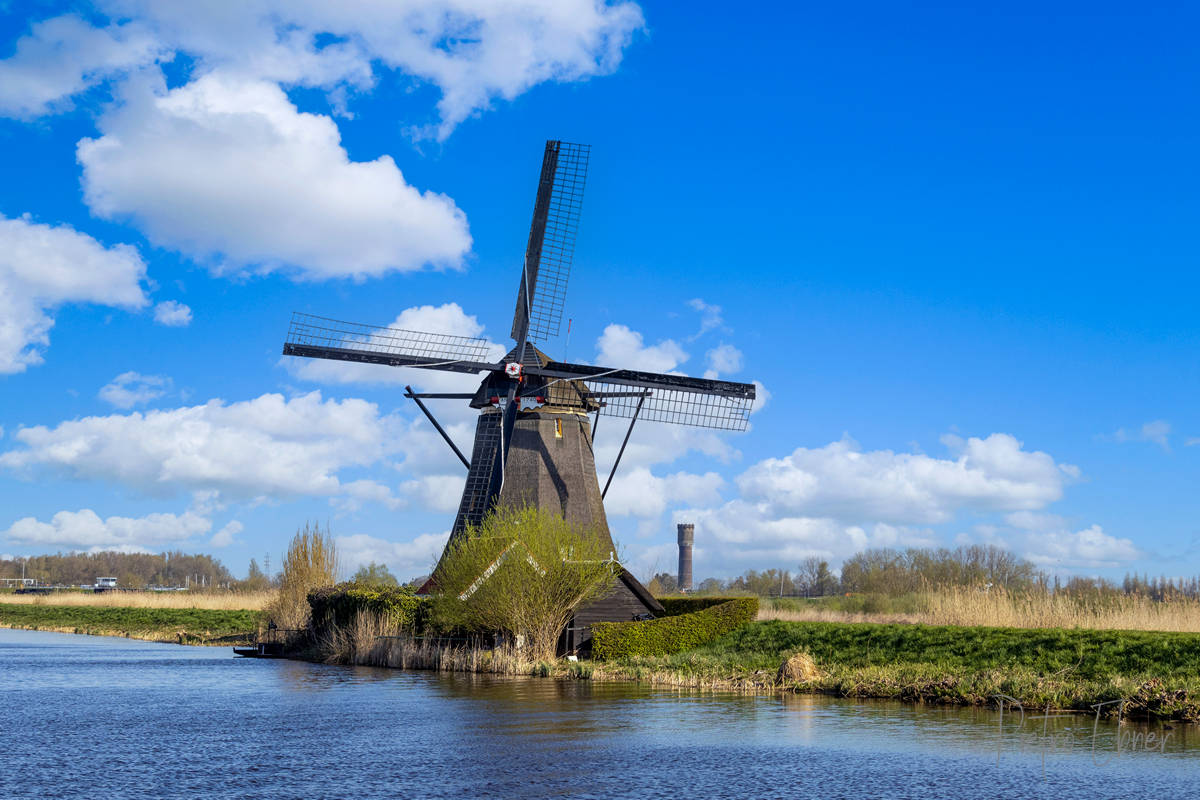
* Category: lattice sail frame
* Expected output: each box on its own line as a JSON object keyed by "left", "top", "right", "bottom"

{"left": 514, "top": 141, "right": 589, "bottom": 343}
{"left": 580, "top": 380, "right": 754, "bottom": 431}
{"left": 285, "top": 312, "right": 493, "bottom": 367}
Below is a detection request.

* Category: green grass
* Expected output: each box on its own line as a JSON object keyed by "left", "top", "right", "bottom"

{"left": 0, "top": 603, "right": 261, "bottom": 643}
{"left": 603, "top": 620, "right": 1200, "bottom": 720}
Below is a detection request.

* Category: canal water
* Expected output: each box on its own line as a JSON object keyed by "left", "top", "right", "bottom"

{"left": 1, "top": 628, "right": 1196, "bottom": 799}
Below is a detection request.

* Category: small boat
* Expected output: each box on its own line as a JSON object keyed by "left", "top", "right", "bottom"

{"left": 233, "top": 622, "right": 288, "bottom": 658}
{"left": 233, "top": 641, "right": 285, "bottom": 658}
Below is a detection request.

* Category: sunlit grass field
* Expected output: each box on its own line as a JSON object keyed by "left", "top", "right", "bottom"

{"left": 758, "top": 587, "right": 1200, "bottom": 633}
{"left": 599, "top": 619, "right": 1200, "bottom": 719}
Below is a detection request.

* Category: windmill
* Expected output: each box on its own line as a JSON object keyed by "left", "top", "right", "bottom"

{"left": 282, "top": 141, "right": 755, "bottom": 648}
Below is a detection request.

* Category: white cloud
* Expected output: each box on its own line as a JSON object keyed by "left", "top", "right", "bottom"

{"left": 662, "top": 433, "right": 1080, "bottom": 573}
{"left": 153, "top": 300, "right": 192, "bottom": 327}
{"left": 1108, "top": 420, "right": 1172, "bottom": 451}
{"left": 2, "top": 3, "right": 644, "bottom": 138}
{"left": 78, "top": 72, "right": 471, "bottom": 279}
{"left": 595, "top": 324, "right": 687, "bottom": 372}
{"left": 3, "top": 508, "right": 210, "bottom": 550}
{"left": 737, "top": 434, "right": 1073, "bottom": 525}
{"left": 0, "top": 391, "right": 401, "bottom": 502}
{"left": 0, "top": 15, "right": 163, "bottom": 118}
{"left": 0, "top": 214, "right": 148, "bottom": 374}
{"left": 604, "top": 467, "right": 724, "bottom": 518}
{"left": 99, "top": 371, "right": 172, "bottom": 409}
{"left": 686, "top": 298, "right": 723, "bottom": 340}
{"left": 336, "top": 531, "right": 449, "bottom": 580}
{"left": 400, "top": 474, "right": 468, "bottom": 514}
{"left": 1023, "top": 525, "right": 1139, "bottom": 569}
{"left": 672, "top": 502, "right": 937, "bottom": 574}
{"left": 209, "top": 520, "right": 243, "bottom": 548}
{"left": 703, "top": 343, "right": 743, "bottom": 379}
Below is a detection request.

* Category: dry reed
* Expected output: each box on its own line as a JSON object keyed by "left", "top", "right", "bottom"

{"left": 0, "top": 590, "right": 272, "bottom": 611}
{"left": 319, "top": 610, "right": 548, "bottom": 675}
{"left": 265, "top": 522, "right": 339, "bottom": 628}
{"left": 759, "top": 587, "right": 1200, "bottom": 632}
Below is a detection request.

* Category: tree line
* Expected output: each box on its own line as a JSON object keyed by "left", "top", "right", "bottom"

{"left": 1, "top": 551, "right": 235, "bottom": 590}
{"left": 649, "top": 544, "right": 1200, "bottom": 599}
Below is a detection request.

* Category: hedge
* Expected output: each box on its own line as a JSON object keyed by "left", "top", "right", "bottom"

{"left": 591, "top": 597, "right": 759, "bottom": 660}
{"left": 307, "top": 583, "right": 430, "bottom": 636}
{"left": 656, "top": 595, "right": 755, "bottom": 617}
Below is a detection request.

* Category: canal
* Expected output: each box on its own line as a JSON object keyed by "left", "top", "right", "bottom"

{"left": 1, "top": 628, "right": 1195, "bottom": 798}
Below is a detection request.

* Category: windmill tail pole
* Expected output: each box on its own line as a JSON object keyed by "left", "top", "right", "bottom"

{"left": 602, "top": 393, "right": 647, "bottom": 499}
{"left": 404, "top": 386, "right": 470, "bottom": 470}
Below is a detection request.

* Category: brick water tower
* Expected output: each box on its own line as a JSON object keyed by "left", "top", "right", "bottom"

{"left": 677, "top": 523, "right": 694, "bottom": 592}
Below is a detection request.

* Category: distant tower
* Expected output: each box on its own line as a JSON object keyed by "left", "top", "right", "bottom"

{"left": 677, "top": 523, "right": 694, "bottom": 592}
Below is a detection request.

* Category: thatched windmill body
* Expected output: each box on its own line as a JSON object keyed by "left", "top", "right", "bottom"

{"left": 283, "top": 141, "right": 755, "bottom": 649}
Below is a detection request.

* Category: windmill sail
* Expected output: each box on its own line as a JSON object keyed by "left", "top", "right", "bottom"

{"left": 510, "top": 140, "right": 590, "bottom": 344}
{"left": 524, "top": 360, "right": 756, "bottom": 431}
{"left": 283, "top": 312, "right": 497, "bottom": 374}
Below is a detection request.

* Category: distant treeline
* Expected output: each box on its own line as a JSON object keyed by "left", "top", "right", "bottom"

{"left": 650, "top": 544, "right": 1200, "bottom": 600}
{"left": 1, "top": 551, "right": 245, "bottom": 590}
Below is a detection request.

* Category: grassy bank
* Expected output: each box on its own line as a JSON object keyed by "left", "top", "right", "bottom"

{"left": 304, "top": 605, "right": 1200, "bottom": 720}
{"left": 0, "top": 602, "right": 263, "bottom": 644}
{"left": 758, "top": 587, "right": 1200, "bottom": 632}
{"left": 594, "top": 620, "right": 1200, "bottom": 720}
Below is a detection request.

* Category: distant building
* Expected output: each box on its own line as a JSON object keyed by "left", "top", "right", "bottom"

{"left": 677, "top": 523, "right": 694, "bottom": 592}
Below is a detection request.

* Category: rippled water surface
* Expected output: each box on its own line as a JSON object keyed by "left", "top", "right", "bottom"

{"left": 2, "top": 628, "right": 1197, "bottom": 799}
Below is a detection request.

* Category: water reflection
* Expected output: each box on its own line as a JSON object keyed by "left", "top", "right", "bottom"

{"left": 2, "top": 628, "right": 1196, "bottom": 800}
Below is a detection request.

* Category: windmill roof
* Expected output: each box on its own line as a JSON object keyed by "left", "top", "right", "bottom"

{"left": 504, "top": 341, "right": 552, "bottom": 369}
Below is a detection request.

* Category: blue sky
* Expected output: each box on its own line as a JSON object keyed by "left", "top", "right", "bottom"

{"left": 0, "top": 1, "right": 1197, "bottom": 582}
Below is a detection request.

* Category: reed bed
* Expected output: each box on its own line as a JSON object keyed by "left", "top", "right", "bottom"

{"left": 758, "top": 587, "right": 1200, "bottom": 632}
{"left": 318, "top": 610, "right": 552, "bottom": 675}
{"left": 0, "top": 590, "right": 272, "bottom": 611}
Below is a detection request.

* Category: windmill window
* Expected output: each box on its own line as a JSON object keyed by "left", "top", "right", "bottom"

{"left": 555, "top": 419, "right": 563, "bottom": 439}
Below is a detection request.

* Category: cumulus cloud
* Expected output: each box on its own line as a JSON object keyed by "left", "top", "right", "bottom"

{"left": 0, "top": 213, "right": 148, "bottom": 373}
{"left": 604, "top": 467, "right": 724, "bottom": 519}
{"left": 670, "top": 433, "right": 1079, "bottom": 572}
{"left": 0, "top": 15, "right": 163, "bottom": 118}
{"left": 734, "top": 434, "right": 1074, "bottom": 525}
{"left": 0, "top": 391, "right": 401, "bottom": 502}
{"left": 2, "top": 3, "right": 644, "bottom": 138}
{"left": 209, "top": 520, "right": 243, "bottom": 548}
{"left": 703, "top": 343, "right": 743, "bottom": 379}
{"left": 3, "top": 508, "right": 211, "bottom": 550}
{"left": 78, "top": 72, "right": 471, "bottom": 279}
{"left": 99, "top": 371, "right": 172, "bottom": 409}
{"left": 336, "top": 531, "right": 449, "bottom": 580}
{"left": 595, "top": 324, "right": 687, "bottom": 372}
{"left": 399, "top": 475, "right": 468, "bottom": 514}
{"left": 672, "top": 502, "right": 937, "bottom": 574}
{"left": 988, "top": 511, "right": 1140, "bottom": 569}
{"left": 1022, "top": 525, "right": 1140, "bottom": 568}
{"left": 153, "top": 300, "right": 192, "bottom": 327}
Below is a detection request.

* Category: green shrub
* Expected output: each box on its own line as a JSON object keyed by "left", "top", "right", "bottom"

{"left": 656, "top": 595, "right": 753, "bottom": 616}
{"left": 307, "top": 583, "right": 429, "bottom": 636}
{"left": 591, "top": 597, "right": 758, "bottom": 660}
